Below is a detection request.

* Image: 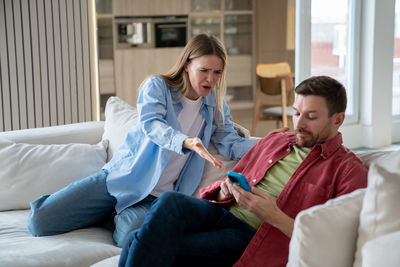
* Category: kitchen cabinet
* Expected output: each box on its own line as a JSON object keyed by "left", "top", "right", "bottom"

{"left": 189, "top": 0, "right": 255, "bottom": 109}
{"left": 95, "top": 0, "right": 254, "bottom": 114}
{"left": 114, "top": 0, "right": 189, "bottom": 16}
{"left": 114, "top": 48, "right": 183, "bottom": 107}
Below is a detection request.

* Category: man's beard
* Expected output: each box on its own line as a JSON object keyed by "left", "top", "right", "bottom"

{"left": 294, "top": 128, "right": 317, "bottom": 148}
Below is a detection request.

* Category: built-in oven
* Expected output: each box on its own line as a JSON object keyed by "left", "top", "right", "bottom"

{"left": 154, "top": 18, "right": 187, "bottom": 48}
{"left": 115, "top": 16, "right": 187, "bottom": 49}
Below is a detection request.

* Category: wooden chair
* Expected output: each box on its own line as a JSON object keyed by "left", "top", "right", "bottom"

{"left": 251, "top": 62, "right": 295, "bottom": 136}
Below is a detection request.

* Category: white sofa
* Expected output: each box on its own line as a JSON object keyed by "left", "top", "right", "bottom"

{"left": 0, "top": 96, "right": 399, "bottom": 267}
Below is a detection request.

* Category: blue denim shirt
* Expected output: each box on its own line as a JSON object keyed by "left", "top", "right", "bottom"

{"left": 104, "top": 76, "right": 256, "bottom": 213}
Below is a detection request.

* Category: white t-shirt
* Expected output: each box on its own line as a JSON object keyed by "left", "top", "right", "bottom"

{"left": 151, "top": 96, "right": 205, "bottom": 196}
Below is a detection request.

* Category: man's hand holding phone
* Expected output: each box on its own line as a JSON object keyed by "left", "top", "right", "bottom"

{"left": 217, "top": 171, "right": 251, "bottom": 201}
{"left": 227, "top": 171, "right": 251, "bottom": 191}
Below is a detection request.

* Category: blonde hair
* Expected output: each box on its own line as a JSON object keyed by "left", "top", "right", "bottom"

{"left": 160, "top": 33, "right": 227, "bottom": 128}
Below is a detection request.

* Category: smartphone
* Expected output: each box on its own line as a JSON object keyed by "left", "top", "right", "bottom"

{"left": 227, "top": 171, "right": 251, "bottom": 192}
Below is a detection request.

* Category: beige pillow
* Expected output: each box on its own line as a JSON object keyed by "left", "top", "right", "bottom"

{"left": 287, "top": 188, "right": 365, "bottom": 267}
{"left": 353, "top": 150, "right": 400, "bottom": 267}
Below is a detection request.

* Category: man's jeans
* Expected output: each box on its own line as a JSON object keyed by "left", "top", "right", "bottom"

{"left": 27, "top": 169, "right": 156, "bottom": 247}
{"left": 119, "top": 191, "right": 256, "bottom": 267}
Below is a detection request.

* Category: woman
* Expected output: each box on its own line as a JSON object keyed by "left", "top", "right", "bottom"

{"left": 27, "top": 33, "right": 257, "bottom": 247}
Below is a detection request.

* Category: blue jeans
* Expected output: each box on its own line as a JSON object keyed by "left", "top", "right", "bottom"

{"left": 27, "top": 169, "right": 156, "bottom": 247}
{"left": 119, "top": 191, "right": 256, "bottom": 267}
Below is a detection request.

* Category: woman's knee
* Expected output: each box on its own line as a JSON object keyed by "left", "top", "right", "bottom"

{"left": 114, "top": 213, "right": 145, "bottom": 247}
{"left": 27, "top": 195, "right": 52, "bottom": 236}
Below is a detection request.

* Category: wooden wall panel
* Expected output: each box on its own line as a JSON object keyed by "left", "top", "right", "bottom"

{"left": 0, "top": 0, "right": 99, "bottom": 131}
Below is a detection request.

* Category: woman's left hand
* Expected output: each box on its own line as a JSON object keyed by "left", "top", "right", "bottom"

{"left": 183, "top": 137, "right": 222, "bottom": 168}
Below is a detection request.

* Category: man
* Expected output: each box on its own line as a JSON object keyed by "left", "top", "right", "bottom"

{"left": 118, "top": 76, "right": 368, "bottom": 267}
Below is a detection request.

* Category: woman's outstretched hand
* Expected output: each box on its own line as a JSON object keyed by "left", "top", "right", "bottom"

{"left": 183, "top": 137, "right": 222, "bottom": 168}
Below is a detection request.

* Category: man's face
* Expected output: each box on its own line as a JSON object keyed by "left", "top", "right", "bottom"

{"left": 292, "top": 95, "right": 344, "bottom": 147}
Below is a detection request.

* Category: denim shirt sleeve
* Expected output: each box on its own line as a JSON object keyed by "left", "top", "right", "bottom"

{"left": 211, "top": 100, "right": 257, "bottom": 160}
{"left": 137, "top": 76, "right": 188, "bottom": 155}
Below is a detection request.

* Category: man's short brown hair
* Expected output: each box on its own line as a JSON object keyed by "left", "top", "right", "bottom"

{"left": 295, "top": 76, "right": 347, "bottom": 116}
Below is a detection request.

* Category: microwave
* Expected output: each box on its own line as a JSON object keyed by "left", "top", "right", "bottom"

{"left": 115, "top": 16, "right": 187, "bottom": 49}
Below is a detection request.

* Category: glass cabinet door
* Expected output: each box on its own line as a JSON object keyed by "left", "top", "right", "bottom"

{"left": 224, "top": 0, "right": 252, "bottom": 11}
{"left": 97, "top": 18, "right": 114, "bottom": 59}
{"left": 95, "top": 0, "right": 112, "bottom": 15}
{"left": 190, "top": 15, "right": 221, "bottom": 37}
{"left": 224, "top": 14, "right": 252, "bottom": 55}
{"left": 191, "top": 0, "right": 221, "bottom": 12}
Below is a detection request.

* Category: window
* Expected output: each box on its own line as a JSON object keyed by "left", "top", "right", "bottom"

{"left": 296, "top": 0, "right": 360, "bottom": 122}
{"left": 310, "top": 0, "right": 357, "bottom": 116}
{"left": 393, "top": 0, "right": 400, "bottom": 116}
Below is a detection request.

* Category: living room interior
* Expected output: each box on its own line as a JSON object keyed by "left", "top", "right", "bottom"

{"left": 0, "top": 1, "right": 399, "bottom": 267}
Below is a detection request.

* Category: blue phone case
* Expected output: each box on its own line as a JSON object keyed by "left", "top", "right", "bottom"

{"left": 227, "top": 171, "right": 251, "bottom": 191}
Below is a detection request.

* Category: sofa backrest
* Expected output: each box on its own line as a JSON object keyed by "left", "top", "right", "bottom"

{"left": 0, "top": 121, "right": 104, "bottom": 145}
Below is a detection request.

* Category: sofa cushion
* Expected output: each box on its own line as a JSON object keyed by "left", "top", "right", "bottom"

{"left": 287, "top": 188, "right": 366, "bottom": 267}
{"left": 0, "top": 139, "right": 107, "bottom": 211}
{"left": 353, "top": 150, "right": 400, "bottom": 267}
{"left": 355, "top": 149, "right": 398, "bottom": 169}
{"left": 0, "top": 210, "right": 121, "bottom": 267}
{"left": 102, "top": 96, "right": 139, "bottom": 162}
{"left": 361, "top": 231, "right": 400, "bottom": 267}
{"left": 91, "top": 255, "right": 120, "bottom": 267}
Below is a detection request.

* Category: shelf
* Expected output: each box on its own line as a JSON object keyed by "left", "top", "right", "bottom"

{"left": 96, "top": 14, "right": 114, "bottom": 18}
{"left": 224, "top": 32, "right": 252, "bottom": 35}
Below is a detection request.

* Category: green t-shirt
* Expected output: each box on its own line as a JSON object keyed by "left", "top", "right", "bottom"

{"left": 228, "top": 145, "right": 311, "bottom": 229}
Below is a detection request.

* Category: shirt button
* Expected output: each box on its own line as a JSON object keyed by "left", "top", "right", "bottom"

{"left": 268, "top": 159, "right": 273, "bottom": 163}
{"left": 252, "top": 179, "right": 257, "bottom": 183}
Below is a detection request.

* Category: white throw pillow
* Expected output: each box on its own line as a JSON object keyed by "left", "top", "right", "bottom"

{"left": 0, "top": 139, "right": 107, "bottom": 211}
{"left": 287, "top": 188, "right": 366, "bottom": 267}
{"left": 353, "top": 151, "right": 400, "bottom": 267}
{"left": 361, "top": 231, "right": 400, "bottom": 267}
{"left": 102, "top": 96, "right": 139, "bottom": 161}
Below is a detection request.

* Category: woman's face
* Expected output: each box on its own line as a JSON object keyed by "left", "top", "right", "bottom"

{"left": 184, "top": 55, "right": 223, "bottom": 100}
